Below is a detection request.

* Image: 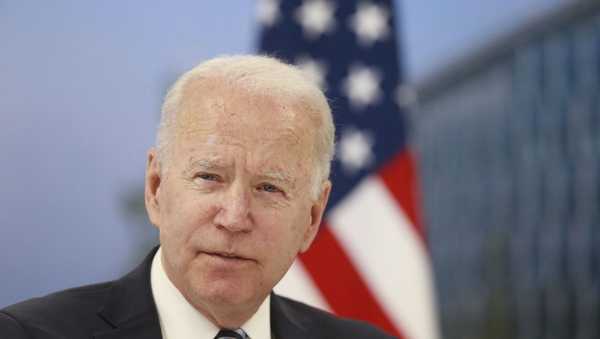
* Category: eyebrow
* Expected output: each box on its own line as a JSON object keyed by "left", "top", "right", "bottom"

{"left": 183, "top": 157, "right": 297, "bottom": 186}
{"left": 258, "top": 170, "right": 296, "bottom": 187}
{"left": 183, "top": 157, "right": 227, "bottom": 174}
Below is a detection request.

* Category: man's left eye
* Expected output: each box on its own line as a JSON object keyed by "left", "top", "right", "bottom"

{"left": 258, "top": 183, "right": 282, "bottom": 193}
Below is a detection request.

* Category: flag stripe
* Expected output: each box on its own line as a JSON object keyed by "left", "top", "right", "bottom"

{"left": 328, "top": 172, "right": 439, "bottom": 339}
{"left": 299, "top": 223, "right": 404, "bottom": 338}
{"left": 379, "top": 149, "right": 426, "bottom": 244}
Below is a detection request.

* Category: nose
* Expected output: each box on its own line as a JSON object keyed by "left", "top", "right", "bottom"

{"left": 213, "top": 184, "right": 252, "bottom": 233}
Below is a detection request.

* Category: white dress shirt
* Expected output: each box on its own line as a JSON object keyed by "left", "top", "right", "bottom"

{"left": 151, "top": 248, "right": 272, "bottom": 339}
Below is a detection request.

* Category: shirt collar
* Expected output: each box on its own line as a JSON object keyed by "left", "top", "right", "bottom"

{"left": 150, "top": 247, "right": 271, "bottom": 339}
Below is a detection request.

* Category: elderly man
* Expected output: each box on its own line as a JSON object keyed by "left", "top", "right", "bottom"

{"left": 0, "top": 55, "right": 394, "bottom": 339}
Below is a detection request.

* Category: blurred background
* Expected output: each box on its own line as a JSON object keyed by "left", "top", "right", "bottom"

{"left": 2, "top": 0, "right": 598, "bottom": 338}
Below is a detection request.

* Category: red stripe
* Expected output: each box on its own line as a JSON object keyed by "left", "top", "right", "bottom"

{"left": 300, "top": 223, "right": 404, "bottom": 338}
{"left": 379, "top": 149, "right": 426, "bottom": 245}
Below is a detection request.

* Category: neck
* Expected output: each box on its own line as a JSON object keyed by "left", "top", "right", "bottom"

{"left": 193, "top": 300, "right": 260, "bottom": 329}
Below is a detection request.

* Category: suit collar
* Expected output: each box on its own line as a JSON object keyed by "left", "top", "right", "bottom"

{"left": 95, "top": 246, "right": 162, "bottom": 339}
{"left": 270, "top": 294, "right": 312, "bottom": 339}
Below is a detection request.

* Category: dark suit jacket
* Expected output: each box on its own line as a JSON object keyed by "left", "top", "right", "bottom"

{"left": 1, "top": 248, "right": 396, "bottom": 338}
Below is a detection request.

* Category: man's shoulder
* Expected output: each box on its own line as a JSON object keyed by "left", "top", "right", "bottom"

{"left": 2, "top": 280, "right": 114, "bottom": 318}
{"left": 0, "top": 281, "right": 114, "bottom": 338}
{"left": 275, "top": 295, "right": 397, "bottom": 338}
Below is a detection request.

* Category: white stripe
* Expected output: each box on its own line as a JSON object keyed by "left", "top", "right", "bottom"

{"left": 328, "top": 175, "right": 440, "bottom": 339}
{"left": 274, "top": 259, "right": 331, "bottom": 312}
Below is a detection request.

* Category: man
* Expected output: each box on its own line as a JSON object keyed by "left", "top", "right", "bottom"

{"left": 0, "top": 55, "right": 395, "bottom": 338}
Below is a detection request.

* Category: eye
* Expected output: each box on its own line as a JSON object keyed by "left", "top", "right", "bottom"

{"left": 195, "top": 173, "right": 221, "bottom": 182}
{"left": 258, "top": 183, "right": 283, "bottom": 194}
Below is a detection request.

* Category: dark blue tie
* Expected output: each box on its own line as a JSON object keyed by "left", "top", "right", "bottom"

{"left": 214, "top": 329, "right": 247, "bottom": 339}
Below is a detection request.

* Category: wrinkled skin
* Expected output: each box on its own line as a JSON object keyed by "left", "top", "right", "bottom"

{"left": 144, "top": 82, "right": 331, "bottom": 328}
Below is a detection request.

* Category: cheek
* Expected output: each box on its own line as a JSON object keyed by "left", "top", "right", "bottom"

{"left": 256, "top": 208, "right": 310, "bottom": 257}
{"left": 160, "top": 193, "right": 220, "bottom": 274}
{"left": 159, "top": 190, "right": 218, "bottom": 246}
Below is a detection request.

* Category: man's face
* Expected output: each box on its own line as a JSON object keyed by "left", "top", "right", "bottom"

{"left": 145, "top": 83, "right": 330, "bottom": 324}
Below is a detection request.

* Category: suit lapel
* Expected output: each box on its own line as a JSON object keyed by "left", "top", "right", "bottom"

{"left": 270, "top": 294, "right": 313, "bottom": 339}
{"left": 93, "top": 316, "right": 162, "bottom": 339}
{"left": 95, "top": 247, "right": 163, "bottom": 339}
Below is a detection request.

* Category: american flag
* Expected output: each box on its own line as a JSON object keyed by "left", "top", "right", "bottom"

{"left": 258, "top": 1, "right": 439, "bottom": 338}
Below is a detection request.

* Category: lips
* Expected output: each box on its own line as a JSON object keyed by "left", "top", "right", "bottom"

{"left": 202, "top": 250, "right": 254, "bottom": 262}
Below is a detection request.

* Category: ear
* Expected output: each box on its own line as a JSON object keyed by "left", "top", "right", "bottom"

{"left": 144, "top": 148, "right": 162, "bottom": 228}
{"left": 299, "top": 180, "right": 331, "bottom": 253}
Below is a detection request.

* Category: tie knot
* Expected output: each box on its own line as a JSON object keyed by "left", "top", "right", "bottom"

{"left": 215, "top": 329, "right": 247, "bottom": 339}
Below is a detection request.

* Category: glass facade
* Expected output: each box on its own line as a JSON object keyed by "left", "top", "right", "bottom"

{"left": 413, "top": 4, "right": 600, "bottom": 338}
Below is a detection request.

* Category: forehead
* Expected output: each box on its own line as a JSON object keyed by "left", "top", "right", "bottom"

{"left": 172, "top": 80, "right": 316, "bottom": 168}
{"left": 180, "top": 81, "right": 308, "bottom": 136}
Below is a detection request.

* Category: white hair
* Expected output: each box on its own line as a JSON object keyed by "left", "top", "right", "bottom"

{"left": 156, "top": 55, "right": 335, "bottom": 199}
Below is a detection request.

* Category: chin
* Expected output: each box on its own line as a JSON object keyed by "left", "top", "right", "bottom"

{"left": 188, "top": 272, "right": 260, "bottom": 308}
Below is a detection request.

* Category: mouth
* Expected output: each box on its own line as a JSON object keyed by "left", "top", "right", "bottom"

{"left": 202, "top": 251, "right": 254, "bottom": 263}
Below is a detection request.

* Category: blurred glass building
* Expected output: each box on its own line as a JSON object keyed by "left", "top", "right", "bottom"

{"left": 412, "top": 1, "right": 600, "bottom": 338}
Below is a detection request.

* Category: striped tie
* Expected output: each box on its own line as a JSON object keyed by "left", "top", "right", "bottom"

{"left": 214, "top": 329, "right": 248, "bottom": 339}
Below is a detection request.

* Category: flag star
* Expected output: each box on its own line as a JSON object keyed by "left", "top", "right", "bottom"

{"left": 342, "top": 65, "right": 382, "bottom": 110}
{"left": 296, "top": 56, "right": 327, "bottom": 90}
{"left": 338, "top": 128, "right": 374, "bottom": 173}
{"left": 350, "top": 3, "right": 389, "bottom": 46}
{"left": 257, "top": 0, "right": 280, "bottom": 27}
{"left": 295, "top": 0, "right": 336, "bottom": 39}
